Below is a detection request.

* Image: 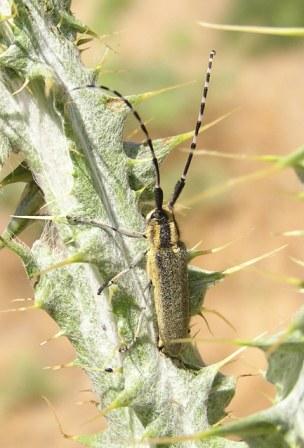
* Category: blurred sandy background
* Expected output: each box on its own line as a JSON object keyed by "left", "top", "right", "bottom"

{"left": 1, "top": 0, "right": 304, "bottom": 446}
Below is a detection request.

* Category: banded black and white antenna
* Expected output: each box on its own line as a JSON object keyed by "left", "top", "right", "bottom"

{"left": 168, "top": 49, "right": 216, "bottom": 209}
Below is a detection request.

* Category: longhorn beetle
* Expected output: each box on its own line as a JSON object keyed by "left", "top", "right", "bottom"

{"left": 69, "top": 50, "right": 216, "bottom": 358}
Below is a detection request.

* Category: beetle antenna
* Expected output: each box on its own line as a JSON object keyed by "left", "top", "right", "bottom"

{"left": 168, "top": 50, "right": 216, "bottom": 209}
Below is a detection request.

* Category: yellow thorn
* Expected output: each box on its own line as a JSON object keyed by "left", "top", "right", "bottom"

{"left": 199, "top": 108, "right": 239, "bottom": 134}
{"left": 199, "top": 21, "right": 304, "bottom": 37}
{"left": 11, "top": 214, "right": 66, "bottom": 220}
{"left": 76, "top": 399, "right": 99, "bottom": 407}
{"left": 199, "top": 229, "right": 254, "bottom": 256}
{"left": 189, "top": 240, "right": 203, "bottom": 252}
{"left": 223, "top": 245, "right": 287, "bottom": 276}
{"left": 214, "top": 346, "right": 246, "bottom": 369}
{"left": 94, "top": 46, "right": 110, "bottom": 72}
{"left": 12, "top": 79, "right": 29, "bottom": 96}
{"left": 34, "top": 253, "right": 85, "bottom": 277}
{"left": 42, "top": 396, "right": 77, "bottom": 440}
{"left": 141, "top": 432, "right": 201, "bottom": 446}
{"left": 82, "top": 400, "right": 119, "bottom": 426}
{"left": 214, "top": 332, "right": 268, "bottom": 369}
{"left": 0, "top": 305, "right": 37, "bottom": 313}
{"left": 168, "top": 109, "right": 238, "bottom": 153}
{"left": 167, "top": 336, "right": 193, "bottom": 345}
{"left": 264, "top": 330, "right": 289, "bottom": 357}
{"left": 184, "top": 147, "right": 278, "bottom": 163}
{"left": 40, "top": 330, "right": 65, "bottom": 346}
{"left": 290, "top": 256, "right": 304, "bottom": 268}
{"left": 43, "top": 361, "right": 74, "bottom": 371}
{"left": 187, "top": 164, "right": 281, "bottom": 206}
{"left": 253, "top": 266, "right": 304, "bottom": 289}
{"left": 130, "top": 80, "right": 196, "bottom": 106}
{"left": 91, "top": 31, "right": 126, "bottom": 66}
{"left": 126, "top": 117, "right": 154, "bottom": 140}
{"left": 11, "top": 297, "right": 33, "bottom": 303}
{"left": 278, "top": 229, "right": 304, "bottom": 237}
